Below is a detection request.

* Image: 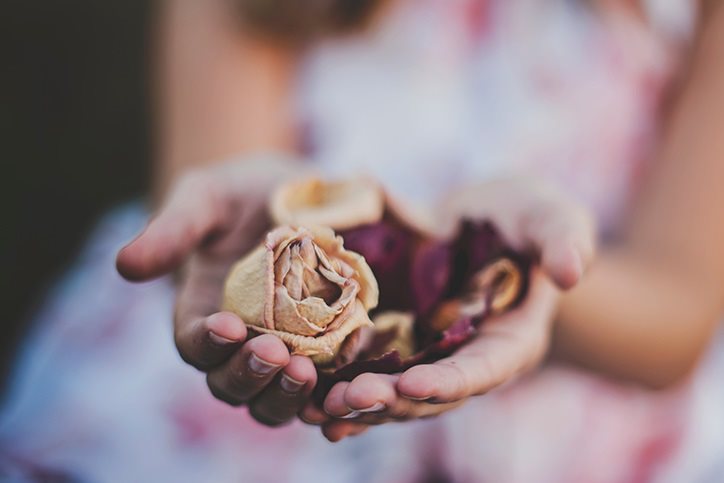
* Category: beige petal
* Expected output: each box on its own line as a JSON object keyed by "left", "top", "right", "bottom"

{"left": 273, "top": 287, "right": 326, "bottom": 336}
{"left": 270, "top": 177, "right": 385, "bottom": 230}
{"left": 274, "top": 248, "right": 292, "bottom": 285}
{"left": 284, "top": 244, "right": 304, "bottom": 300}
{"left": 249, "top": 300, "right": 374, "bottom": 365}
{"left": 222, "top": 245, "right": 274, "bottom": 329}
{"left": 371, "top": 311, "right": 415, "bottom": 359}
{"left": 302, "top": 266, "right": 340, "bottom": 302}
{"left": 325, "top": 283, "right": 359, "bottom": 331}
{"left": 307, "top": 225, "right": 379, "bottom": 311}
{"left": 298, "top": 237, "right": 318, "bottom": 269}
{"left": 469, "top": 258, "right": 523, "bottom": 314}
{"left": 333, "top": 248, "right": 378, "bottom": 311}
{"left": 296, "top": 296, "right": 341, "bottom": 328}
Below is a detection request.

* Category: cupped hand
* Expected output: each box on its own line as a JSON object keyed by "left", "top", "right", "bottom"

{"left": 304, "top": 178, "right": 596, "bottom": 441}
{"left": 116, "top": 156, "right": 318, "bottom": 426}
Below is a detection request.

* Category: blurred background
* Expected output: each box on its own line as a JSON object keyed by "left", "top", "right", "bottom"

{"left": 3, "top": 1, "right": 724, "bottom": 481}
{"left": 2, "top": 1, "right": 151, "bottom": 382}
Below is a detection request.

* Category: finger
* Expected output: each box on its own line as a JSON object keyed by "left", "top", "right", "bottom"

{"left": 249, "top": 356, "right": 318, "bottom": 427}
{"left": 300, "top": 401, "right": 331, "bottom": 426}
{"left": 341, "top": 373, "right": 412, "bottom": 420}
{"left": 522, "top": 202, "right": 595, "bottom": 289}
{"left": 174, "top": 258, "right": 244, "bottom": 370}
{"left": 174, "top": 311, "right": 247, "bottom": 371}
{"left": 324, "top": 373, "right": 419, "bottom": 423}
{"left": 321, "top": 421, "right": 370, "bottom": 443}
{"left": 206, "top": 334, "right": 290, "bottom": 406}
{"left": 324, "top": 374, "right": 397, "bottom": 418}
{"left": 396, "top": 357, "right": 490, "bottom": 404}
{"left": 116, "top": 170, "right": 230, "bottom": 281}
{"left": 322, "top": 381, "right": 351, "bottom": 417}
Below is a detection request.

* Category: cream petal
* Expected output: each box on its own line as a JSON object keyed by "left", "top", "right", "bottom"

{"left": 299, "top": 238, "right": 318, "bottom": 269}
{"left": 270, "top": 177, "right": 385, "bottom": 230}
{"left": 274, "top": 248, "right": 292, "bottom": 285}
{"left": 249, "top": 300, "right": 374, "bottom": 365}
{"left": 333, "top": 248, "right": 379, "bottom": 311}
{"left": 273, "top": 287, "right": 326, "bottom": 336}
{"left": 370, "top": 311, "right": 415, "bottom": 359}
{"left": 317, "top": 265, "right": 347, "bottom": 286}
{"left": 297, "top": 297, "right": 341, "bottom": 328}
{"left": 303, "top": 266, "right": 340, "bottom": 303}
{"left": 307, "top": 225, "right": 378, "bottom": 311}
{"left": 284, "top": 244, "right": 304, "bottom": 300}
{"left": 269, "top": 226, "right": 301, "bottom": 260}
{"left": 325, "top": 284, "right": 359, "bottom": 331}
{"left": 222, "top": 245, "right": 274, "bottom": 329}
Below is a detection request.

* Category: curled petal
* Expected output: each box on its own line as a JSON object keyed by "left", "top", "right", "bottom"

{"left": 250, "top": 301, "right": 374, "bottom": 365}
{"left": 222, "top": 245, "right": 274, "bottom": 329}
{"left": 270, "top": 177, "right": 385, "bottom": 230}
{"left": 273, "top": 287, "right": 327, "bottom": 336}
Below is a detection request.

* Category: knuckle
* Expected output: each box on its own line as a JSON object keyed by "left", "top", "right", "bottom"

{"left": 206, "top": 376, "right": 244, "bottom": 407}
{"left": 174, "top": 327, "right": 212, "bottom": 371}
{"left": 389, "top": 401, "right": 411, "bottom": 420}
{"left": 438, "top": 360, "right": 472, "bottom": 400}
{"left": 174, "top": 336, "right": 204, "bottom": 370}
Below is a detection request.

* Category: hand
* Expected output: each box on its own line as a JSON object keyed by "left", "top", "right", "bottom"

{"left": 116, "top": 156, "right": 319, "bottom": 426}
{"left": 303, "top": 178, "right": 596, "bottom": 441}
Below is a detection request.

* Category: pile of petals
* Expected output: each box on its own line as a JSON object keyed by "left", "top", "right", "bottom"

{"left": 223, "top": 178, "right": 531, "bottom": 394}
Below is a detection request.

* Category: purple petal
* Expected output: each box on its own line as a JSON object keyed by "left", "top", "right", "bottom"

{"left": 341, "top": 222, "right": 415, "bottom": 311}
{"left": 410, "top": 239, "right": 452, "bottom": 316}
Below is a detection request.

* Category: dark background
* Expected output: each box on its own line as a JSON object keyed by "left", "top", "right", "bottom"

{"left": 2, "top": 1, "right": 151, "bottom": 382}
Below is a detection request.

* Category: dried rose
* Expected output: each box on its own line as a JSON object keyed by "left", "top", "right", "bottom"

{"left": 222, "top": 225, "right": 379, "bottom": 365}
{"left": 224, "top": 176, "right": 531, "bottom": 399}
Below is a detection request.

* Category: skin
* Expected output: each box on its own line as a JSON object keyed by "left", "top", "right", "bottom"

{"left": 118, "top": 0, "right": 724, "bottom": 440}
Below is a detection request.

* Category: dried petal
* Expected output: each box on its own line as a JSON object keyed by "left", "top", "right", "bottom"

{"left": 222, "top": 245, "right": 274, "bottom": 329}
{"left": 270, "top": 177, "right": 385, "bottom": 230}
{"left": 253, "top": 300, "right": 374, "bottom": 365}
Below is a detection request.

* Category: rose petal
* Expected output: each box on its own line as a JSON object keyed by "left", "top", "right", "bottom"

{"left": 251, "top": 300, "right": 374, "bottom": 365}
{"left": 297, "top": 296, "right": 341, "bottom": 328}
{"left": 302, "top": 266, "right": 340, "bottom": 302}
{"left": 270, "top": 177, "right": 385, "bottom": 230}
{"left": 309, "top": 225, "right": 379, "bottom": 311}
{"left": 410, "top": 239, "right": 452, "bottom": 316}
{"left": 341, "top": 222, "right": 413, "bottom": 311}
{"left": 366, "top": 311, "right": 415, "bottom": 359}
{"left": 274, "top": 286, "right": 326, "bottom": 336}
{"left": 222, "top": 245, "right": 274, "bottom": 329}
{"left": 284, "top": 244, "right": 304, "bottom": 300}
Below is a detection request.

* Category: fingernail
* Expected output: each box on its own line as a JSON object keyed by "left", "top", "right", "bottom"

{"left": 403, "top": 395, "right": 431, "bottom": 402}
{"left": 340, "top": 410, "right": 361, "bottom": 419}
{"left": 209, "top": 331, "right": 238, "bottom": 346}
{"left": 279, "top": 374, "right": 306, "bottom": 394}
{"left": 358, "top": 402, "right": 386, "bottom": 413}
{"left": 248, "top": 353, "right": 280, "bottom": 375}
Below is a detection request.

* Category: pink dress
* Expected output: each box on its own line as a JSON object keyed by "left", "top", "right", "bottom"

{"left": 4, "top": 1, "right": 722, "bottom": 482}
